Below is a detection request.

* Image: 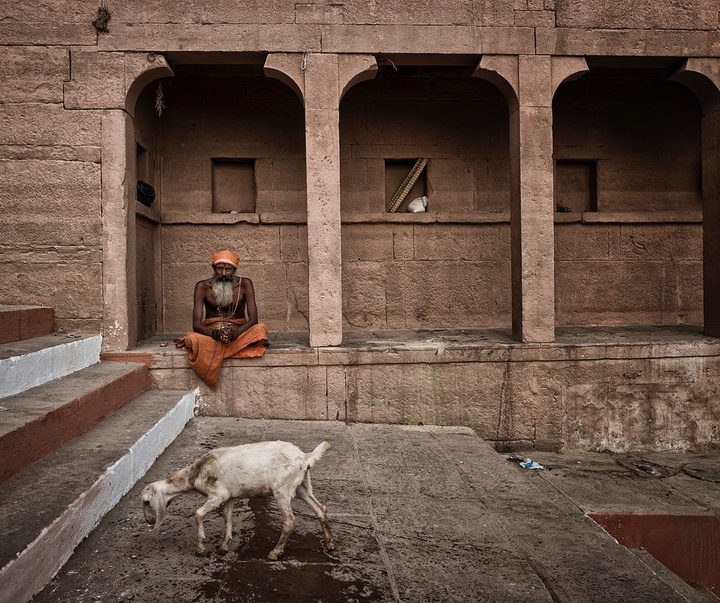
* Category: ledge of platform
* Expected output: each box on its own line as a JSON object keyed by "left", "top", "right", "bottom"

{"left": 101, "top": 326, "right": 720, "bottom": 369}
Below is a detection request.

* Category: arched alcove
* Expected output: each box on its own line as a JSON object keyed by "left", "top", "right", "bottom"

{"left": 338, "top": 58, "right": 512, "bottom": 331}
{"left": 552, "top": 58, "right": 703, "bottom": 328}
{"left": 130, "top": 57, "right": 308, "bottom": 342}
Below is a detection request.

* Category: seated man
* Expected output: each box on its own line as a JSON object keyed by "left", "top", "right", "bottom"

{"left": 174, "top": 250, "right": 269, "bottom": 388}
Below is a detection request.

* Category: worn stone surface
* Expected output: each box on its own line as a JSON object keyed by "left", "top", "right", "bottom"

{"left": 0, "top": 103, "right": 101, "bottom": 149}
{"left": 31, "top": 418, "right": 720, "bottom": 603}
{"left": 554, "top": 0, "right": 719, "bottom": 29}
{"left": 0, "top": 46, "right": 68, "bottom": 103}
{"left": 64, "top": 50, "right": 126, "bottom": 109}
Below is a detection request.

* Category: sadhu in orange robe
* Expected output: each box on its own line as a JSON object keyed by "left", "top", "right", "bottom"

{"left": 174, "top": 318, "right": 269, "bottom": 389}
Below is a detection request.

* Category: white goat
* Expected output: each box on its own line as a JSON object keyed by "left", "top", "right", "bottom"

{"left": 141, "top": 440, "right": 334, "bottom": 560}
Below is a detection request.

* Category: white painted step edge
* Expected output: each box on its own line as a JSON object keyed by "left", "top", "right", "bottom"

{"left": 0, "top": 388, "right": 199, "bottom": 603}
{"left": 0, "top": 335, "right": 102, "bottom": 399}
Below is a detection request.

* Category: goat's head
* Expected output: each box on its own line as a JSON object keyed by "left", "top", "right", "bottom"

{"left": 141, "top": 482, "right": 168, "bottom": 529}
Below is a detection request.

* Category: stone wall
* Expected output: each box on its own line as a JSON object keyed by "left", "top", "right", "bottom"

{"left": 0, "top": 0, "right": 718, "bottom": 340}
{"left": 144, "top": 330, "right": 720, "bottom": 452}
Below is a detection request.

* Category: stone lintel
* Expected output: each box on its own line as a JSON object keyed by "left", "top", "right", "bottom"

{"left": 0, "top": 23, "right": 96, "bottom": 46}
{"left": 98, "top": 23, "right": 323, "bottom": 53}
{"left": 537, "top": 28, "right": 720, "bottom": 57}
{"left": 321, "top": 25, "right": 535, "bottom": 55}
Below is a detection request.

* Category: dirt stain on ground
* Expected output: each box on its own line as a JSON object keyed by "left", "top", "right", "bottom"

{"left": 197, "top": 499, "right": 385, "bottom": 603}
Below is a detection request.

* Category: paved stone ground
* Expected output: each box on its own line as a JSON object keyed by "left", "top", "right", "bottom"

{"left": 34, "top": 418, "right": 720, "bottom": 603}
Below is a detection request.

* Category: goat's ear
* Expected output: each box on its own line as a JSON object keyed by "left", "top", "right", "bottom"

{"left": 151, "top": 489, "right": 168, "bottom": 529}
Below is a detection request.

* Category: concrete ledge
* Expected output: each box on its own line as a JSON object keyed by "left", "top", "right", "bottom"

{"left": 0, "top": 334, "right": 102, "bottom": 398}
{"left": 117, "top": 327, "right": 720, "bottom": 452}
{"left": 0, "top": 388, "right": 198, "bottom": 603}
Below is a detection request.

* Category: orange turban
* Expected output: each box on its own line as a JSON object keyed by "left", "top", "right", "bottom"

{"left": 211, "top": 250, "right": 239, "bottom": 268}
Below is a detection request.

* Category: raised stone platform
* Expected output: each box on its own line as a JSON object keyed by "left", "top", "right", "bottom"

{"left": 103, "top": 326, "right": 720, "bottom": 453}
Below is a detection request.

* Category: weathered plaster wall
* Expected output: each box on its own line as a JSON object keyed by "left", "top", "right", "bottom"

{"left": 554, "top": 77, "right": 702, "bottom": 213}
{"left": 0, "top": 41, "right": 103, "bottom": 334}
{"left": 339, "top": 74, "right": 512, "bottom": 330}
{"left": 553, "top": 75, "right": 703, "bottom": 326}
{"left": 342, "top": 223, "right": 512, "bottom": 329}
{"left": 340, "top": 75, "right": 511, "bottom": 213}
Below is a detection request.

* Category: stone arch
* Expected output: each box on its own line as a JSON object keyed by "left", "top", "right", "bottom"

{"left": 553, "top": 57, "right": 717, "bottom": 326}
{"left": 339, "top": 57, "right": 512, "bottom": 333}
{"left": 671, "top": 59, "right": 720, "bottom": 336}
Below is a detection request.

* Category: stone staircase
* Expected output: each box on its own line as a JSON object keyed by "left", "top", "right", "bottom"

{"left": 0, "top": 305, "right": 197, "bottom": 603}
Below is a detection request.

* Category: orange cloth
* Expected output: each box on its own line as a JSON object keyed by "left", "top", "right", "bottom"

{"left": 211, "top": 250, "right": 239, "bottom": 268}
{"left": 174, "top": 318, "right": 269, "bottom": 389}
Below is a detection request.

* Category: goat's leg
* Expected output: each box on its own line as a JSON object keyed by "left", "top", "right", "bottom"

{"left": 297, "top": 479, "right": 335, "bottom": 551}
{"left": 268, "top": 492, "right": 295, "bottom": 561}
{"left": 194, "top": 496, "right": 226, "bottom": 555}
{"left": 219, "top": 499, "right": 235, "bottom": 553}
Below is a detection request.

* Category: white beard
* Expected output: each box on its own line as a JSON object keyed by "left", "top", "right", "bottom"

{"left": 211, "top": 278, "right": 235, "bottom": 308}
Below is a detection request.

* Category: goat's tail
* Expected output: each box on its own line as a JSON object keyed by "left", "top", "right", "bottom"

{"left": 305, "top": 441, "right": 331, "bottom": 468}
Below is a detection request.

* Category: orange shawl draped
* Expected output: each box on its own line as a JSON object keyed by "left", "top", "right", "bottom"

{"left": 174, "top": 318, "right": 269, "bottom": 389}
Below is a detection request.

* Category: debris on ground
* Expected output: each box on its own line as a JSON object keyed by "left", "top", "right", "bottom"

{"left": 508, "top": 454, "right": 550, "bottom": 470}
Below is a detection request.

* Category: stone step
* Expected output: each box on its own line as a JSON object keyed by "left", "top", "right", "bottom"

{"left": 0, "top": 333, "right": 102, "bottom": 399}
{"left": 0, "top": 305, "right": 53, "bottom": 345}
{"left": 0, "top": 361, "right": 152, "bottom": 483}
{"left": 0, "top": 387, "right": 197, "bottom": 603}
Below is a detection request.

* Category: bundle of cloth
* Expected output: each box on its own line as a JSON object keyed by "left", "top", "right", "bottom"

{"left": 174, "top": 318, "right": 268, "bottom": 389}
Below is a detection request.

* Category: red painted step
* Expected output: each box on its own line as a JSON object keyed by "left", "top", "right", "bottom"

{"left": 0, "top": 306, "right": 54, "bottom": 345}
{"left": 0, "top": 361, "right": 151, "bottom": 483}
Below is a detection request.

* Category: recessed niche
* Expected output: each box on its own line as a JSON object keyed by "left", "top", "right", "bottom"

{"left": 385, "top": 159, "right": 428, "bottom": 212}
{"left": 212, "top": 159, "right": 257, "bottom": 213}
{"left": 555, "top": 160, "right": 597, "bottom": 213}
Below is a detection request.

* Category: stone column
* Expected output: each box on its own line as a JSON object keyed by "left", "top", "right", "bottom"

{"left": 266, "top": 53, "right": 376, "bottom": 347}
{"left": 702, "top": 109, "right": 720, "bottom": 336}
{"left": 673, "top": 59, "right": 720, "bottom": 336}
{"left": 101, "top": 109, "right": 136, "bottom": 350}
{"left": 476, "top": 55, "right": 587, "bottom": 343}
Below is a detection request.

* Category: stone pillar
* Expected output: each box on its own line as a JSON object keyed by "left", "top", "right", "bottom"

{"left": 265, "top": 53, "right": 376, "bottom": 347}
{"left": 68, "top": 50, "right": 172, "bottom": 350}
{"left": 101, "top": 110, "right": 136, "bottom": 350}
{"left": 673, "top": 59, "right": 720, "bottom": 336}
{"left": 702, "top": 109, "right": 720, "bottom": 336}
{"left": 476, "top": 55, "right": 587, "bottom": 343}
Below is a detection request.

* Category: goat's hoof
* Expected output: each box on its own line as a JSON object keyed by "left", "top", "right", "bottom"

{"left": 195, "top": 548, "right": 207, "bottom": 556}
{"left": 267, "top": 550, "right": 281, "bottom": 561}
{"left": 218, "top": 543, "right": 230, "bottom": 555}
{"left": 325, "top": 540, "right": 335, "bottom": 551}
